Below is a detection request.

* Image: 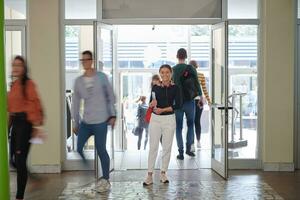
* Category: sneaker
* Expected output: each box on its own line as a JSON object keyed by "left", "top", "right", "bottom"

{"left": 97, "top": 179, "right": 111, "bottom": 193}
{"left": 197, "top": 141, "right": 201, "bottom": 149}
{"left": 177, "top": 154, "right": 184, "bottom": 160}
{"left": 160, "top": 172, "right": 169, "bottom": 183}
{"left": 186, "top": 151, "right": 196, "bottom": 157}
{"left": 143, "top": 175, "right": 153, "bottom": 186}
{"left": 191, "top": 144, "right": 195, "bottom": 152}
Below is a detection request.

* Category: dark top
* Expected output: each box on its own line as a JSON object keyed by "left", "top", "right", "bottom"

{"left": 172, "top": 63, "right": 202, "bottom": 102}
{"left": 137, "top": 103, "right": 148, "bottom": 128}
{"left": 150, "top": 84, "right": 181, "bottom": 115}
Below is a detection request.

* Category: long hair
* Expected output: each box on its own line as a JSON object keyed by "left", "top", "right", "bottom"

{"left": 12, "top": 55, "right": 30, "bottom": 97}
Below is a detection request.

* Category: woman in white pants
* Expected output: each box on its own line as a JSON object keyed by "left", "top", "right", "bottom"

{"left": 143, "top": 64, "right": 181, "bottom": 186}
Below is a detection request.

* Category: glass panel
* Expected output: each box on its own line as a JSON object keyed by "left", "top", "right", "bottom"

{"left": 97, "top": 28, "right": 113, "bottom": 78}
{"left": 117, "top": 25, "right": 188, "bottom": 69}
{"left": 191, "top": 25, "right": 211, "bottom": 69}
{"left": 5, "top": 31, "right": 22, "bottom": 90}
{"left": 65, "top": 0, "right": 96, "bottom": 19}
{"left": 5, "top": 0, "right": 26, "bottom": 19}
{"left": 103, "top": 0, "right": 221, "bottom": 19}
{"left": 65, "top": 25, "right": 94, "bottom": 160}
{"left": 228, "top": 0, "right": 258, "bottom": 19}
{"left": 121, "top": 73, "right": 153, "bottom": 151}
{"left": 97, "top": 26, "right": 114, "bottom": 165}
{"left": 228, "top": 25, "right": 258, "bottom": 159}
{"left": 212, "top": 27, "right": 226, "bottom": 164}
{"left": 298, "top": 0, "right": 300, "bottom": 19}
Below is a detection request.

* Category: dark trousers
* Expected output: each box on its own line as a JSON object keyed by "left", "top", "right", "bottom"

{"left": 77, "top": 121, "right": 110, "bottom": 180}
{"left": 175, "top": 100, "right": 195, "bottom": 154}
{"left": 194, "top": 100, "right": 204, "bottom": 142}
{"left": 137, "top": 127, "right": 149, "bottom": 150}
{"left": 10, "top": 113, "right": 32, "bottom": 199}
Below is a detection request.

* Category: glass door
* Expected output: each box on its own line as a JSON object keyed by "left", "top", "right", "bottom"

{"left": 210, "top": 21, "right": 229, "bottom": 179}
{"left": 94, "top": 22, "right": 115, "bottom": 177}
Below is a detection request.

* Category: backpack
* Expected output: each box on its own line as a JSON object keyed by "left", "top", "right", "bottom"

{"left": 180, "top": 65, "right": 198, "bottom": 102}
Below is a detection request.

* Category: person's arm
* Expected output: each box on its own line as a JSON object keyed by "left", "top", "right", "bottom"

{"left": 190, "top": 66, "right": 202, "bottom": 96}
{"left": 103, "top": 74, "right": 117, "bottom": 120}
{"left": 26, "top": 80, "right": 43, "bottom": 126}
{"left": 173, "top": 85, "right": 182, "bottom": 110}
{"left": 71, "top": 79, "right": 81, "bottom": 130}
{"left": 199, "top": 73, "right": 211, "bottom": 104}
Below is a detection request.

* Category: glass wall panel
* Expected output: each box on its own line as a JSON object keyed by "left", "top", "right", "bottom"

{"left": 65, "top": 25, "right": 94, "bottom": 160}
{"left": 228, "top": 0, "right": 258, "bottom": 19}
{"left": 5, "top": 31, "right": 22, "bottom": 90}
{"left": 65, "top": 0, "right": 96, "bottom": 19}
{"left": 5, "top": 0, "right": 26, "bottom": 19}
{"left": 228, "top": 25, "right": 258, "bottom": 159}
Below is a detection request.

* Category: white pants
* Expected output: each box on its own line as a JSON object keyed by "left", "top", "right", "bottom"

{"left": 148, "top": 113, "right": 176, "bottom": 173}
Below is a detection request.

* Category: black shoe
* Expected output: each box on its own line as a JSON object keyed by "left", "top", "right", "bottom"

{"left": 177, "top": 154, "right": 184, "bottom": 160}
{"left": 186, "top": 151, "right": 196, "bottom": 157}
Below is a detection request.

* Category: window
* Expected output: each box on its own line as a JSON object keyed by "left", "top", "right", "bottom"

{"left": 190, "top": 25, "right": 211, "bottom": 69}
{"left": 228, "top": 0, "right": 258, "bottom": 19}
{"left": 65, "top": 25, "right": 93, "bottom": 90}
{"left": 5, "top": 0, "right": 26, "bottom": 19}
{"left": 65, "top": 0, "right": 96, "bottom": 19}
{"left": 117, "top": 25, "right": 188, "bottom": 69}
{"left": 228, "top": 25, "right": 258, "bottom": 159}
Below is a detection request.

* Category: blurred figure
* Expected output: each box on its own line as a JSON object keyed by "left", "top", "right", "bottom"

{"left": 151, "top": 74, "right": 161, "bottom": 88}
{"left": 136, "top": 96, "right": 149, "bottom": 150}
{"left": 8, "top": 55, "right": 44, "bottom": 200}
{"left": 150, "top": 74, "right": 163, "bottom": 143}
{"left": 72, "top": 50, "right": 116, "bottom": 193}
{"left": 189, "top": 60, "right": 211, "bottom": 151}
{"left": 143, "top": 65, "right": 181, "bottom": 186}
{"left": 172, "top": 48, "right": 202, "bottom": 160}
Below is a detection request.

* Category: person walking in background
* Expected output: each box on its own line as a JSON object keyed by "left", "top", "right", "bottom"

{"left": 189, "top": 60, "right": 211, "bottom": 151}
{"left": 172, "top": 48, "right": 203, "bottom": 160}
{"left": 72, "top": 50, "right": 116, "bottom": 193}
{"left": 8, "top": 56, "right": 44, "bottom": 200}
{"left": 136, "top": 96, "right": 149, "bottom": 150}
{"left": 151, "top": 74, "right": 161, "bottom": 87}
{"left": 143, "top": 65, "right": 181, "bottom": 186}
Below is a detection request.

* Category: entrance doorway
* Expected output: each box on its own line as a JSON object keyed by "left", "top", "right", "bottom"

{"left": 63, "top": 23, "right": 259, "bottom": 179}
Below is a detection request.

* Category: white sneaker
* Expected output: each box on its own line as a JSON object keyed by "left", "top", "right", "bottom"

{"left": 160, "top": 172, "right": 169, "bottom": 184}
{"left": 197, "top": 141, "right": 201, "bottom": 149}
{"left": 143, "top": 175, "right": 153, "bottom": 186}
{"left": 191, "top": 144, "right": 195, "bottom": 152}
{"left": 97, "top": 179, "right": 111, "bottom": 193}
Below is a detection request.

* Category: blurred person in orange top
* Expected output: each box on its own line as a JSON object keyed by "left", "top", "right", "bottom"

{"left": 7, "top": 55, "right": 44, "bottom": 200}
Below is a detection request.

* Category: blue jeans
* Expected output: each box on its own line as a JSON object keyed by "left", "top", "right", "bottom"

{"left": 77, "top": 122, "right": 110, "bottom": 180}
{"left": 175, "top": 100, "right": 195, "bottom": 155}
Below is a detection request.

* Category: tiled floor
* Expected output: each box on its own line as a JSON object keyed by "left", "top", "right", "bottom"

{"left": 10, "top": 170, "right": 300, "bottom": 200}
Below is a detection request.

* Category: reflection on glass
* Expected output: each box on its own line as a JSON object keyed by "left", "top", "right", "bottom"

{"left": 212, "top": 27, "right": 226, "bottom": 165}
{"left": 228, "top": 25, "right": 258, "bottom": 159}
{"left": 98, "top": 28, "right": 113, "bottom": 79}
{"left": 5, "top": 0, "right": 26, "bottom": 19}
{"left": 121, "top": 73, "right": 153, "bottom": 150}
{"left": 5, "top": 31, "right": 22, "bottom": 90}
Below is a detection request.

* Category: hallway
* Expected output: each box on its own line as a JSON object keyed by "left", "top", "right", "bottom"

{"left": 10, "top": 170, "right": 300, "bottom": 199}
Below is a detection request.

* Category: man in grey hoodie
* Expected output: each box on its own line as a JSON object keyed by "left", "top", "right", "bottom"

{"left": 72, "top": 50, "right": 116, "bottom": 193}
